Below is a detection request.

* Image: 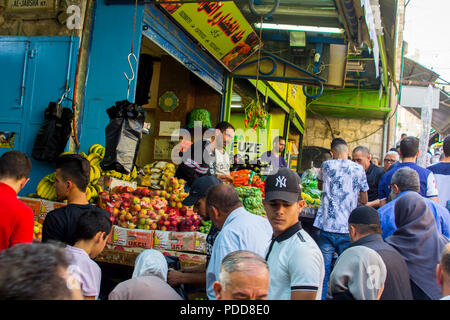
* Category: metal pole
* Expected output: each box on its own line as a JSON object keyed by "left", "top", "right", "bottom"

{"left": 416, "top": 86, "right": 433, "bottom": 167}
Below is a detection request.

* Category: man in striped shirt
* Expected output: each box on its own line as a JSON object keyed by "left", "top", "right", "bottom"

{"left": 175, "top": 122, "right": 235, "bottom": 188}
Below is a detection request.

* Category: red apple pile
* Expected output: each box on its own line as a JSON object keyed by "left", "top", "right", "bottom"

{"left": 97, "top": 181, "right": 202, "bottom": 232}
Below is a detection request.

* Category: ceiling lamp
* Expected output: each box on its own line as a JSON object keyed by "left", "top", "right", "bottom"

{"left": 254, "top": 23, "right": 344, "bottom": 34}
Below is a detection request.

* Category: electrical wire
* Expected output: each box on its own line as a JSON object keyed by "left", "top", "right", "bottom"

{"left": 305, "top": 87, "right": 401, "bottom": 144}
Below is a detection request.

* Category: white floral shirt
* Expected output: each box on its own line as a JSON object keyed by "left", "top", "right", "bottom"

{"left": 313, "top": 159, "right": 369, "bottom": 234}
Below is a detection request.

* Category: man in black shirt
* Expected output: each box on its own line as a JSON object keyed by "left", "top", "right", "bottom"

{"left": 42, "top": 154, "right": 109, "bottom": 246}
{"left": 352, "top": 146, "right": 385, "bottom": 208}
{"left": 347, "top": 206, "right": 413, "bottom": 300}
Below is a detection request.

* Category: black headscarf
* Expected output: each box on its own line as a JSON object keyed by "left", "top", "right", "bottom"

{"left": 385, "top": 192, "right": 449, "bottom": 300}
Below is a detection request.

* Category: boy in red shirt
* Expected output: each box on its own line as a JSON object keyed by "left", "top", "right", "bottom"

{"left": 0, "top": 151, "right": 34, "bottom": 250}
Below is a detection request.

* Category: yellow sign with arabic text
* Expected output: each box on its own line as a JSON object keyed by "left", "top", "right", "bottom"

{"left": 287, "top": 84, "right": 306, "bottom": 124}
{"left": 160, "top": 1, "right": 261, "bottom": 71}
{"left": 268, "top": 81, "right": 306, "bottom": 125}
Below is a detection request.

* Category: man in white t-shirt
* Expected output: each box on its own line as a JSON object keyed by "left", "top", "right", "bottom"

{"left": 263, "top": 167, "right": 325, "bottom": 300}
{"left": 65, "top": 210, "right": 112, "bottom": 300}
{"left": 210, "top": 122, "right": 234, "bottom": 177}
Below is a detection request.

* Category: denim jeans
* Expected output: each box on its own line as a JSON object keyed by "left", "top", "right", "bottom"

{"left": 317, "top": 230, "right": 350, "bottom": 300}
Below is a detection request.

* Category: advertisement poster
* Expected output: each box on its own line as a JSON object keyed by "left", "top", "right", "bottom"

{"left": 154, "top": 138, "right": 179, "bottom": 160}
{"left": 159, "top": 121, "right": 181, "bottom": 137}
{"left": 0, "top": 131, "right": 16, "bottom": 148}
{"left": 160, "top": 1, "right": 261, "bottom": 71}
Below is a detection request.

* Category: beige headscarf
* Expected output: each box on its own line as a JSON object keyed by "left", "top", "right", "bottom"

{"left": 328, "top": 246, "right": 387, "bottom": 300}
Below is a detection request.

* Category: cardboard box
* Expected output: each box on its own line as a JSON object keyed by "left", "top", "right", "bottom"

{"left": 108, "top": 225, "right": 154, "bottom": 249}
{"left": 169, "top": 231, "right": 197, "bottom": 252}
{"left": 19, "top": 197, "right": 41, "bottom": 218}
{"left": 153, "top": 230, "right": 171, "bottom": 250}
{"left": 194, "top": 232, "right": 207, "bottom": 254}
{"left": 158, "top": 249, "right": 207, "bottom": 264}
{"left": 103, "top": 244, "right": 207, "bottom": 264}
{"left": 19, "top": 197, "right": 67, "bottom": 223}
{"left": 106, "top": 226, "right": 207, "bottom": 253}
{"left": 98, "top": 176, "right": 137, "bottom": 192}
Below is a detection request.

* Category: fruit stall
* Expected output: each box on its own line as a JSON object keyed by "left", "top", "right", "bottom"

{"left": 26, "top": 141, "right": 322, "bottom": 267}
{"left": 25, "top": 144, "right": 210, "bottom": 267}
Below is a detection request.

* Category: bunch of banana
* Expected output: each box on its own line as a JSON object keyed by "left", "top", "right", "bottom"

{"left": 101, "top": 166, "right": 137, "bottom": 182}
{"left": 88, "top": 144, "right": 106, "bottom": 158}
{"left": 89, "top": 165, "right": 101, "bottom": 184}
{"left": 86, "top": 183, "right": 104, "bottom": 203}
{"left": 141, "top": 161, "right": 176, "bottom": 189}
{"left": 36, "top": 173, "right": 57, "bottom": 201}
{"left": 85, "top": 144, "right": 108, "bottom": 203}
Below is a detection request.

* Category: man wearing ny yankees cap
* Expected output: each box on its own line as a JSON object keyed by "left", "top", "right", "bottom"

{"left": 263, "top": 167, "right": 325, "bottom": 300}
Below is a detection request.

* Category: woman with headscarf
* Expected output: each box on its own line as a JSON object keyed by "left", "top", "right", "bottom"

{"left": 108, "top": 249, "right": 183, "bottom": 300}
{"left": 385, "top": 192, "right": 449, "bottom": 300}
{"left": 328, "top": 246, "right": 387, "bottom": 300}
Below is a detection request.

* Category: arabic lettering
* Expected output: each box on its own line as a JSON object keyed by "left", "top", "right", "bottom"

{"left": 197, "top": 2, "right": 246, "bottom": 45}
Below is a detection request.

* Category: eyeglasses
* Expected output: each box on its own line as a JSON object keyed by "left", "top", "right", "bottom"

{"left": 384, "top": 159, "right": 396, "bottom": 163}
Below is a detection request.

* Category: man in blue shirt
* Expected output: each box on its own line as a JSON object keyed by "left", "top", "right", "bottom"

{"left": 378, "top": 167, "right": 449, "bottom": 239}
{"left": 205, "top": 184, "right": 272, "bottom": 300}
{"left": 378, "top": 136, "right": 439, "bottom": 207}
{"left": 427, "top": 135, "right": 450, "bottom": 211}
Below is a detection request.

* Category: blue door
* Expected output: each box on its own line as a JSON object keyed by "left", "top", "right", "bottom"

{"left": 0, "top": 36, "right": 79, "bottom": 197}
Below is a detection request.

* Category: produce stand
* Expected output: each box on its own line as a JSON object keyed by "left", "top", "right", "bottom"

{"left": 25, "top": 140, "right": 322, "bottom": 275}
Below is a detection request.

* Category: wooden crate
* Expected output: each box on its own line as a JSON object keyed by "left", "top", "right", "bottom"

{"left": 95, "top": 248, "right": 138, "bottom": 267}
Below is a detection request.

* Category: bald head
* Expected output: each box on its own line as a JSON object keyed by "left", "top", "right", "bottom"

{"left": 206, "top": 184, "right": 242, "bottom": 214}
{"left": 206, "top": 184, "right": 242, "bottom": 229}
{"left": 214, "top": 250, "right": 269, "bottom": 300}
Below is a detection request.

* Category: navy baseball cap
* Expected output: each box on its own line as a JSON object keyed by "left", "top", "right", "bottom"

{"left": 264, "top": 168, "right": 302, "bottom": 203}
{"left": 182, "top": 176, "right": 223, "bottom": 206}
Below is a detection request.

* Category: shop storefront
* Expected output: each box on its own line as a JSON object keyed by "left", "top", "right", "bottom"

{"left": 226, "top": 77, "right": 307, "bottom": 173}
{"left": 8, "top": 1, "right": 266, "bottom": 280}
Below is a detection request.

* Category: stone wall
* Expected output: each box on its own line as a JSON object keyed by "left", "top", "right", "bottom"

{"left": 303, "top": 116, "right": 385, "bottom": 159}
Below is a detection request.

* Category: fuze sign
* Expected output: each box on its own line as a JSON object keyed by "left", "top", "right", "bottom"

{"left": 232, "top": 129, "right": 282, "bottom": 163}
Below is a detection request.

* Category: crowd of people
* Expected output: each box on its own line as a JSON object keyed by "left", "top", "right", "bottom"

{"left": 0, "top": 131, "right": 449, "bottom": 301}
